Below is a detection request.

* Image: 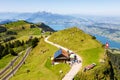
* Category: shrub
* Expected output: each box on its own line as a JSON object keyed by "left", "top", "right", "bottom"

{"left": 21, "top": 26, "right": 25, "bottom": 29}
{"left": 4, "top": 36, "right": 16, "bottom": 42}
{"left": 30, "top": 24, "right": 36, "bottom": 28}
{"left": 6, "top": 31, "right": 17, "bottom": 35}
{"left": 92, "top": 36, "right": 96, "bottom": 39}
{"left": 0, "top": 26, "right": 7, "bottom": 33}
{"left": 9, "top": 49, "right": 17, "bottom": 56}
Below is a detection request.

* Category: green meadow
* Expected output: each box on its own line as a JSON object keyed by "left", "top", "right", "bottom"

{"left": 1, "top": 25, "right": 105, "bottom": 80}
{"left": 0, "top": 20, "right": 41, "bottom": 71}
{"left": 49, "top": 27, "right": 104, "bottom": 66}
{"left": 10, "top": 39, "right": 70, "bottom": 80}
{"left": 0, "top": 54, "right": 14, "bottom": 70}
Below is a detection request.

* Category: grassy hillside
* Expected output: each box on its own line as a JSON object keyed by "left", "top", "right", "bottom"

{"left": 49, "top": 27, "right": 104, "bottom": 66}
{"left": 5, "top": 20, "right": 31, "bottom": 30}
{"left": 0, "top": 54, "right": 14, "bottom": 70}
{"left": 0, "top": 20, "right": 38, "bottom": 42}
{"left": 0, "top": 24, "right": 105, "bottom": 79}
{"left": 0, "top": 20, "right": 54, "bottom": 71}
{"left": 4, "top": 20, "right": 41, "bottom": 36}
{"left": 0, "top": 20, "right": 54, "bottom": 43}
{"left": 1, "top": 20, "right": 65, "bottom": 80}
{"left": 74, "top": 50, "right": 120, "bottom": 80}
{"left": 10, "top": 38, "right": 70, "bottom": 80}
{"left": 48, "top": 27, "right": 111, "bottom": 79}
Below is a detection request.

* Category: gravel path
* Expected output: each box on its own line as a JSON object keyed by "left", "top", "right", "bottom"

{"left": 45, "top": 36, "right": 82, "bottom": 80}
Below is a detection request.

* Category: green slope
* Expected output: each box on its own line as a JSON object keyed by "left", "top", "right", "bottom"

{"left": 1, "top": 21, "right": 61, "bottom": 80}
{"left": 10, "top": 38, "right": 70, "bottom": 80}
{"left": 49, "top": 27, "right": 104, "bottom": 66}
{"left": 0, "top": 20, "right": 54, "bottom": 43}
{"left": 5, "top": 20, "right": 31, "bottom": 30}
{"left": 1, "top": 26, "right": 105, "bottom": 80}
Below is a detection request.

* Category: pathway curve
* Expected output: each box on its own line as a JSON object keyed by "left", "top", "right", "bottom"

{"left": 45, "top": 36, "right": 82, "bottom": 80}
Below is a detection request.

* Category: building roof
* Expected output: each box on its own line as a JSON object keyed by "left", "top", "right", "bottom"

{"left": 54, "top": 49, "right": 69, "bottom": 59}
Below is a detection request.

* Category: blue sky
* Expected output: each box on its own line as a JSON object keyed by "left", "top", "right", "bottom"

{"left": 0, "top": 0, "right": 120, "bottom": 16}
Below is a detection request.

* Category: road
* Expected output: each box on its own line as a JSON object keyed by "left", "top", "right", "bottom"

{"left": 1, "top": 47, "right": 32, "bottom": 80}
{"left": 45, "top": 36, "right": 82, "bottom": 80}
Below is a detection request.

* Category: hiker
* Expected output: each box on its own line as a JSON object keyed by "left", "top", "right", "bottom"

{"left": 70, "top": 53, "right": 75, "bottom": 64}
{"left": 67, "top": 50, "right": 69, "bottom": 53}
{"left": 78, "top": 59, "right": 81, "bottom": 63}
{"left": 74, "top": 54, "right": 78, "bottom": 63}
{"left": 67, "top": 50, "right": 71, "bottom": 56}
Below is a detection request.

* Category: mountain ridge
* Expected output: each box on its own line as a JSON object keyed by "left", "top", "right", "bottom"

{"left": 0, "top": 12, "right": 120, "bottom": 43}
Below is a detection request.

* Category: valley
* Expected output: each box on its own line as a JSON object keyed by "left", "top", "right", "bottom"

{"left": 0, "top": 12, "right": 120, "bottom": 44}
{"left": 0, "top": 0, "right": 120, "bottom": 80}
{"left": 0, "top": 12, "right": 120, "bottom": 80}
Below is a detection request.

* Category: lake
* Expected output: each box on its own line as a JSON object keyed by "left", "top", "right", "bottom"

{"left": 93, "top": 34, "right": 120, "bottom": 49}
{"left": 49, "top": 25, "right": 120, "bottom": 49}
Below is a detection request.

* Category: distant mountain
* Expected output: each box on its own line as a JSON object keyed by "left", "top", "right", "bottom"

{"left": 14, "top": 13, "right": 33, "bottom": 20}
{"left": 0, "top": 12, "right": 19, "bottom": 19}
{"left": 0, "top": 12, "right": 120, "bottom": 42}
{"left": 0, "top": 19, "right": 17, "bottom": 24}
{"left": 0, "top": 12, "right": 90, "bottom": 25}
{"left": 27, "top": 12, "right": 74, "bottom": 23}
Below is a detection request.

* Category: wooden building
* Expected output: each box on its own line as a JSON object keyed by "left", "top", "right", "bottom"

{"left": 54, "top": 49, "right": 70, "bottom": 62}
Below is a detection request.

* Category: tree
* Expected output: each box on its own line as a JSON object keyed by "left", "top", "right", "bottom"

{"left": 21, "top": 40, "right": 25, "bottom": 46}
{"left": 21, "top": 26, "right": 25, "bottom": 29}
{"left": 14, "top": 40, "right": 22, "bottom": 47}
{"left": 8, "top": 42, "right": 14, "bottom": 48}
{"left": 30, "top": 24, "right": 36, "bottom": 28}
{"left": 0, "top": 44, "right": 4, "bottom": 51}
{"left": 92, "top": 36, "right": 96, "bottom": 39}
{"left": 6, "top": 31, "right": 17, "bottom": 35}
{"left": 9, "top": 49, "right": 17, "bottom": 56}
{"left": 0, "top": 26, "right": 7, "bottom": 33}
{"left": 31, "top": 37, "right": 39, "bottom": 48}
{"left": 2, "top": 47, "right": 9, "bottom": 57}
{"left": 0, "top": 44, "right": 4, "bottom": 59}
